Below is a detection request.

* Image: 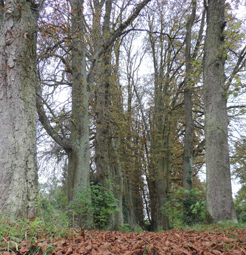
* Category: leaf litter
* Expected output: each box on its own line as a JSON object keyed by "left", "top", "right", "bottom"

{"left": 1, "top": 227, "right": 246, "bottom": 254}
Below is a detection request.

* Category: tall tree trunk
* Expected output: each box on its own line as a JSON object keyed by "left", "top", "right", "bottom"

{"left": 37, "top": 0, "right": 93, "bottom": 228}
{"left": 148, "top": 121, "right": 171, "bottom": 231}
{"left": 147, "top": 30, "right": 171, "bottom": 230}
{"left": 93, "top": 0, "right": 124, "bottom": 230}
{"left": 68, "top": 0, "right": 92, "bottom": 228}
{"left": 121, "top": 40, "right": 145, "bottom": 229}
{"left": 148, "top": 69, "right": 171, "bottom": 231}
{"left": 183, "top": 0, "right": 196, "bottom": 191}
{"left": 203, "top": 0, "right": 237, "bottom": 222}
{"left": 155, "top": 120, "right": 171, "bottom": 231}
{"left": 122, "top": 70, "right": 136, "bottom": 228}
{"left": 95, "top": 49, "right": 123, "bottom": 229}
{"left": 0, "top": 1, "right": 38, "bottom": 218}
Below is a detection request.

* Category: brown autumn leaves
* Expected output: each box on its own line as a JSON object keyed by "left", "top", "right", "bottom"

{"left": 2, "top": 227, "right": 246, "bottom": 254}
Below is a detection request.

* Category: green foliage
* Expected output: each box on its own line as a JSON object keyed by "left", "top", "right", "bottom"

{"left": 235, "top": 203, "right": 246, "bottom": 223}
{"left": 37, "top": 183, "right": 70, "bottom": 231}
{"left": 182, "top": 188, "right": 206, "bottom": 225}
{"left": 162, "top": 188, "right": 206, "bottom": 228}
{"left": 190, "top": 201, "right": 206, "bottom": 218}
{"left": 185, "top": 221, "right": 246, "bottom": 232}
{"left": 0, "top": 213, "right": 70, "bottom": 254}
{"left": 69, "top": 181, "right": 120, "bottom": 229}
{"left": 119, "top": 223, "right": 132, "bottom": 232}
{"left": 234, "top": 186, "right": 246, "bottom": 223}
{"left": 36, "top": 195, "right": 69, "bottom": 231}
{"left": 134, "top": 225, "right": 144, "bottom": 234}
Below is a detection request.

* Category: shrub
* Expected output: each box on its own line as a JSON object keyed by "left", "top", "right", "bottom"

{"left": 69, "top": 181, "right": 120, "bottom": 229}
{"left": 182, "top": 188, "right": 206, "bottom": 225}
{"left": 162, "top": 187, "right": 206, "bottom": 228}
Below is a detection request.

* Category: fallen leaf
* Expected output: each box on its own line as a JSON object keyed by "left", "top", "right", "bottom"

{"left": 132, "top": 240, "right": 145, "bottom": 250}
{"left": 65, "top": 245, "right": 73, "bottom": 255}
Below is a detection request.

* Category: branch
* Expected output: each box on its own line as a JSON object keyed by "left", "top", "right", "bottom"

{"left": 225, "top": 45, "right": 246, "bottom": 91}
{"left": 133, "top": 83, "right": 151, "bottom": 142}
{"left": 121, "top": 28, "right": 175, "bottom": 41}
{"left": 87, "top": 0, "right": 152, "bottom": 88}
{"left": 36, "top": 86, "right": 73, "bottom": 152}
{"left": 192, "top": 4, "right": 205, "bottom": 60}
{"left": 193, "top": 139, "right": 205, "bottom": 158}
{"left": 227, "top": 105, "right": 246, "bottom": 110}
{"left": 42, "top": 79, "right": 72, "bottom": 87}
{"left": 53, "top": 54, "right": 72, "bottom": 73}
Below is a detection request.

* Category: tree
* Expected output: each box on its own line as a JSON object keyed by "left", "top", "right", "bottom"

{"left": 92, "top": 0, "right": 124, "bottom": 229}
{"left": 36, "top": 0, "right": 152, "bottom": 228}
{"left": 203, "top": 0, "right": 237, "bottom": 222}
{"left": 183, "top": 0, "right": 201, "bottom": 191}
{"left": 119, "top": 33, "right": 146, "bottom": 229}
{"left": 0, "top": 0, "right": 39, "bottom": 218}
{"left": 34, "top": 0, "right": 246, "bottom": 230}
{"left": 146, "top": 0, "right": 188, "bottom": 230}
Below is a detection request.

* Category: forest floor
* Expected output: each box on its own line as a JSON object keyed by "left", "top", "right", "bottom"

{"left": 1, "top": 225, "right": 246, "bottom": 255}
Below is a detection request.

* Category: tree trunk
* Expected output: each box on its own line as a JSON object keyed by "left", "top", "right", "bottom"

{"left": 183, "top": 0, "right": 196, "bottom": 191}
{"left": 148, "top": 77, "right": 170, "bottom": 231}
{"left": 93, "top": 0, "right": 124, "bottom": 230}
{"left": 203, "top": 0, "right": 237, "bottom": 222}
{"left": 147, "top": 31, "right": 171, "bottom": 231}
{"left": 0, "top": 1, "right": 38, "bottom": 218}
{"left": 69, "top": 0, "right": 92, "bottom": 228}
{"left": 95, "top": 50, "right": 124, "bottom": 229}
{"left": 155, "top": 122, "right": 171, "bottom": 231}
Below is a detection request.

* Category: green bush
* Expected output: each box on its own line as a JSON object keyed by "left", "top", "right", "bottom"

{"left": 182, "top": 188, "right": 206, "bottom": 225}
{"left": 36, "top": 194, "right": 70, "bottom": 233}
{"left": 162, "top": 188, "right": 206, "bottom": 228}
{"left": 235, "top": 200, "right": 246, "bottom": 223}
{"left": 69, "top": 181, "right": 120, "bottom": 229}
{"left": 234, "top": 186, "right": 246, "bottom": 223}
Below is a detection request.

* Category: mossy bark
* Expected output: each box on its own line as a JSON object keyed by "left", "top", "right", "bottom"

{"left": 0, "top": 1, "right": 38, "bottom": 218}
{"left": 203, "top": 0, "right": 237, "bottom": 223}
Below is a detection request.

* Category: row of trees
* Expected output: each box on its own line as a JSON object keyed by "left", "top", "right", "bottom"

{"left": 1, "top": 0, "right": 245, "bottom": 230}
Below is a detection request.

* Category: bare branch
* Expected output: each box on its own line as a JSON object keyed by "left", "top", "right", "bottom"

{"left": 36, "top": 87, "right": 73, "bottom": 152}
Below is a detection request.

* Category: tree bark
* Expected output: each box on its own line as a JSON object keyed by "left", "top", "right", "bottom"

{"left": 92, "top": 0, "right": 124, "bottom": 230}
{"left": 95, "top": 48, "right": 124, "bottom": 229}
{"left": 183, "top": 0, "right": 196, "bottom": 191}
{"left": 0, "top": 1, "right": 38, "bottom": 218}
{"left": 64, "top": 0, "right": 92, "bottom": 228}
{"left": 147, "top": 16, "right": 172, "bottom": 231}
{"left": 203, "top": 0, "right": 237, "bottom": 222}
{"left": 122, "top": 51, "right": 145, "bottom": 229}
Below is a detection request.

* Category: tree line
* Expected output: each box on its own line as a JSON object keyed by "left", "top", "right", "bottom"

{"left": 0, "top": 0, "right": 246, "bottom": 231}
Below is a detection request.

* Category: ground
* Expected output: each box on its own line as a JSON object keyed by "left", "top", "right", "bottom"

{"left": 1, "top": 226, "right": 246, "bottom": 254}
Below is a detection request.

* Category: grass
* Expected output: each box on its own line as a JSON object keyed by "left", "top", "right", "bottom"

{"left": 0, "top": 211, "right": 72, "bottom": 254}
{"left": 1, "top": 210, "right": 246, "bottom": 255}
{"left": 184, "top": 220, "right": 246, "bottom": 232}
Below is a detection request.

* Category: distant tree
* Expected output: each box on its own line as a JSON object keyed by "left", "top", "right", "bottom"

{"left": 119, "top": 33, "right": 146, "bottom": 229}
{"left": 146, "top": 0, "right": 188, "bottom": 230}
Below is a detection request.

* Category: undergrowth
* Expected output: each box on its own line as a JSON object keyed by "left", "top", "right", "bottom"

{"left": 1, "top": 211, "right": 245, "bottom": 254}
{"left": 184, "top": 220, "right": 246, "bottom": 232}
{"left": 0, "top": 213, "right": 71, "bottom": 251}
